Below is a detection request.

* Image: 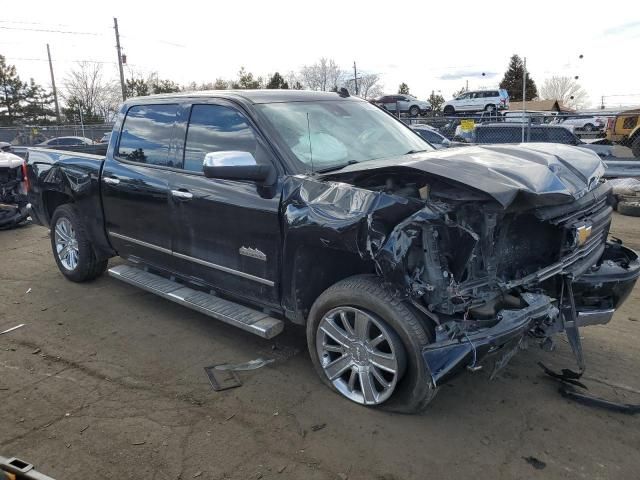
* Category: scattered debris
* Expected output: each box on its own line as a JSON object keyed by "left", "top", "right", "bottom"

{"left": 0, "top": 324, "right": 25, "bottom": 335}
{"left": 131, "top": 441, "right": 146, "bottom": 446}
{"left": 65, "top": 443, "right": 71, "bottom": 449}
{"left": 214, "top": 358, "right": 275, "bottom": 371}
{"left": 31, "top": 348, "right": 41, "bottom": 355}
{"left": 204, "top": 366, "right": 241, "bottom": 392}
{"left": 277, "top": 465, "right": 287, "bottom": 474}
{"left": 523, "top": 456, "right": 546, "bottom": 470}
{"left": 25, "top": 288, "right": 31, "bottom": 294}
{"left": 192, "top": 471, "right": 202, "bottom": 478}
{"left": 273, "top": 411, "right": 279, "bottom": 416}
{"left": 80, "top": 425, "right": 90, "bottom": 433}
{"left": 629, "top": 317, "right": 638, "bottom": 322}
{"left": 224, "top": 413, "right": 236, "bottom": 421}
{"left": 338, "top": 473, "right": 349, "bottom": 480}
{"left": 311, "top": 423, "right": 326, "bottom": 432}
{"left": 559, "top": 385, "right": 640, "bottom": 415}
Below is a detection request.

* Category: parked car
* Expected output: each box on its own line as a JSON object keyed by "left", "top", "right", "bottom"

{"left": 27, "top": 90, "right": 638, "bottom": 411}
{"left": 557, "top": 116, "right": 606, "bottom": 132}
{"left": 474, "top": 124, "right": 614, "bottom": 157}
{"left": 410, "top": 124, "right": 464, "bottom": 149}
{"left": 443, "top": 89, "right": 509, "bottom": 114}
{"left": 372, "top": 94, "right": 432, "bottom": 116}
{"left": 0, "top": 150, "right": 29, "bottom": 228}
{"left": 36, "top": 136, "right": 96, "bottom": 147}
{"left": 606, "top": 109, "right": 640, "bottom": 157}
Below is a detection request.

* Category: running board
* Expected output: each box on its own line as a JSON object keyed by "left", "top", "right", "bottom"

{"left": 108, "top": 264, "right": 284, "bottom": 339}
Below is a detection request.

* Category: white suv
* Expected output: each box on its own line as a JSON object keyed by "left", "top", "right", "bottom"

{"left": 443, "top": 89, "right": 509, "bottom": 114}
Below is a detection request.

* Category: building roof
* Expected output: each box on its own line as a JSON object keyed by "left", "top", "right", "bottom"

{"left": 508, "top": 99, "right": 574, "bottom": 113}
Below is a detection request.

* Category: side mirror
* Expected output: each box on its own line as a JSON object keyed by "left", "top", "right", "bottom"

{"left": 202, "top": 151, "right": 276, "bottom": 185}
{"left": 442, "top": 138, "right": 451, "bottom": 147}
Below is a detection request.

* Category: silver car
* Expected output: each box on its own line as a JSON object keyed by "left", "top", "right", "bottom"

{"left": 373, "top": 95, "right": 432, "bottom": 117}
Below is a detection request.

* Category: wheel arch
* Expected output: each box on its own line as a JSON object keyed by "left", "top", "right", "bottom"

{"left": 281, "top": 244, "right": 376, "bottom": 325}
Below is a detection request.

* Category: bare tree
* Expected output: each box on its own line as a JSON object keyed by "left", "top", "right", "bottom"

{"left": 539, "top": 76, "right": 589, "bottom": 109}
{"left": 300, "top": 58, "right": 344, "bottom": 91}
{"left": 344, "top": 73, "right": 383, "bottom": 99}
{"left": 62, "top": 62, "right": 120, "bottom": 121}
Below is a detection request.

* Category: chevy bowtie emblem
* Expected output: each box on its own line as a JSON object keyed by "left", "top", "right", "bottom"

{"left": 576, "top": 225, "right": 592, "bottom": 247}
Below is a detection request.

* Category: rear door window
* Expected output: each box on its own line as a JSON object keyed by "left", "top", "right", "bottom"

{"left": 117, "top": 104, "right": 179, "bottom": 166}
{"left": 478, "top": 127, "right": 519, "bottom": 143}
{"left": 182, "top": 104, "right": 265, "bottom": 173}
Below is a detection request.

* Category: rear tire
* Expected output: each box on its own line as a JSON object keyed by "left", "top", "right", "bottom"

{"left": 307, "top": 274, "right": 438, "bottom": 413}
{"left": 443, "top": 105, "right": 455, "bottom": 115}
{"left": 583, "top": 123, "right": 594, "bottom": 132}
{"left": 484, "top": 104, "right": 496, "bottom": 113}
{"left": 50, "top": 204, "right": 108, "bottom": 282}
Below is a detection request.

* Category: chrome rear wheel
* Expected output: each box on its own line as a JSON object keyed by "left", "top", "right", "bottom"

{"left": 54, "top": 217, "right": 79, "bottom": 271}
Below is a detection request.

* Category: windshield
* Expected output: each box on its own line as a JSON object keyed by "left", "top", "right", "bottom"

{"left": 256, "top": 100, "right": 433, "bottom": 171}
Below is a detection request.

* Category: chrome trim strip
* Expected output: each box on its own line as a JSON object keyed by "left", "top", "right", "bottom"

{"left": 576, "top": 309, "right": 615, "bottom": 327}
{"left": 172, "top": 251, "right": 274, "bottom": 287}
{"left": 109, "top": 231, "right": 172, "bottom": 255}
{"left": 107, "top": 231, "right": 275, "bottom": 287}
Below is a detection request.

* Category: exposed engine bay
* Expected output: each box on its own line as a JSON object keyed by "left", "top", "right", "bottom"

{"left": 282, "top": 143, "right": 640, "bottom": 385}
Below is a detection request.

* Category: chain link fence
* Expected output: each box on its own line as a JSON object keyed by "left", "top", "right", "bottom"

{"left": 0, "top": 124, "right": 114, "bottom": 146}
{"left": 387, "top": 109, "right": 639, "bottom": 159}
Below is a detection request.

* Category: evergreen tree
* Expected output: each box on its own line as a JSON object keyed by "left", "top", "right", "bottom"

{"left": 266, "top": 72, "right": 289, "bottom": 89}
{"left": 232, "top": 67, "right": 261, "bottom": 89}
{"left": 427, "top": 92, "right": 445, "bottom": 112}
{"left": 22, "top": 79, "right": 55, "bottom": 124}
{"left": 0, "top": 55, "right": 27, "bottom": 125}
{"left": 499, "top": 54, "right": 537, "bottom": 101}
{"left": 398, "top": 82, "right": 410, "bottom": 95}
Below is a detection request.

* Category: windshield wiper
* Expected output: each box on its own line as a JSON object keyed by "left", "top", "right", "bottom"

{"left": 405, "top": 149, "right": 430, "bottom": 155}
{"left": 314, "top": 160, "right": 359, "bottom": 174}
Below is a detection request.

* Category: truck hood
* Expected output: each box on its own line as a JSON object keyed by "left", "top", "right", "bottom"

{"left": 323, "top": 143, "right": 605, "bottom": 207}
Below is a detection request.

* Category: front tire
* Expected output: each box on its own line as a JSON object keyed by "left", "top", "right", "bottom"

{"left": 485, "top": 104, "right": 496, "bottom": 113}
{"left": 50, "top": 204, "right": 108, "bottom": 282}
{"left": 583, "top": 123, "right": 594, "bottom": 132}
{"left": 307, "top": 275, "right": 438, "bottom": 412}
{"left": 443, "top": 105, "right": 455, "bottom": 115}
{"left": 409, "top": 105, "right": 420, "bottom": 117}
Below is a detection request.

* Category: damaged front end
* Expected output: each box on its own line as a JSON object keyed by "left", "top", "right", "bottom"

{"left": 291, "top": 144, "right": 640, "bottom": 388}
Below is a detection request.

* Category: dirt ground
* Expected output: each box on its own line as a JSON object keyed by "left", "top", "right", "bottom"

{"left": 1, "top": 214, "right": 639, "bottom": 480}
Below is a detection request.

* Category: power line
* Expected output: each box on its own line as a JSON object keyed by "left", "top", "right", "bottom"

{"left": 0, "top": 25, "right": 103, "bottom": 36}
{"left": 6, "top": 57, "right": 122, "bottom": 65}
{"left": 0, "top": 19, "right": 73, "bottom": 27}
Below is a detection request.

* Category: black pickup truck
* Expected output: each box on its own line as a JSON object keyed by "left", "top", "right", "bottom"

{"left": 26, "top": 90, "right": 639, "bottom": 412}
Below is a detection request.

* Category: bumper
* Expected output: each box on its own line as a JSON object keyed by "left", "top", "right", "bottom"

{"left": 0, "top": 203, "right": 29, "bottom": 229}
{"left": 422, "top": 242, "right": 640, "bottom": 387}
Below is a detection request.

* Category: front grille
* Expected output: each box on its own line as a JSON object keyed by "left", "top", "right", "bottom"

{"left": 502, "top": 183, "right": 612, "bottom": 289}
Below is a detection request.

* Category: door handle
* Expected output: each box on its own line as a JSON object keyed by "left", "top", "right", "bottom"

{"left": 171, "top": 189, "right": 193, "bottom": 200}
{"left": 103, "top": 176, "right": 120, "bottom": 185}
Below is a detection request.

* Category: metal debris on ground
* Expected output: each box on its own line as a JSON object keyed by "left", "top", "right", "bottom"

{"left": 311, "top": 423, "right": 326, "bottom": 432}
{"left": 204, "top": 366, "right": 242, "bottom": 392}
{"left": 213, "top": 358, "right": 275, "bottom": 371}
{"left": 0, "top": 324, "right": 25, "bottom": 336}
{"left": 523, "top": 456, "right": 547, "bottom": 470}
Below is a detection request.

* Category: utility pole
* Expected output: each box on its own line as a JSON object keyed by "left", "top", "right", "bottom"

{"left": 46, "top": 44, "right": 61, "bottom": 124}
{"left": 466, "top": 79, "right": 469, "bottom": 91}
{"left": 114, "top": 17, "right": 126, "bottom": 101}
{"left": 353, "top": 61, "right": 358, "bottom": 96}
{"left": 522, "top": 56, "right": 527, "bottom": 142}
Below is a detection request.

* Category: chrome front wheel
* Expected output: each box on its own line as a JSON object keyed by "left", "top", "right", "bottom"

{"left": 54, "top": 217, "right": 79, "bottom": 271}
{"left": 315, "top": 307, "right": 406, "bottom": 406}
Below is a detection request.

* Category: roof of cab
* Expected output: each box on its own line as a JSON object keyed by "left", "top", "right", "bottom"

{"left": 124, "top": 89, "right": 361, "bottom": 105}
